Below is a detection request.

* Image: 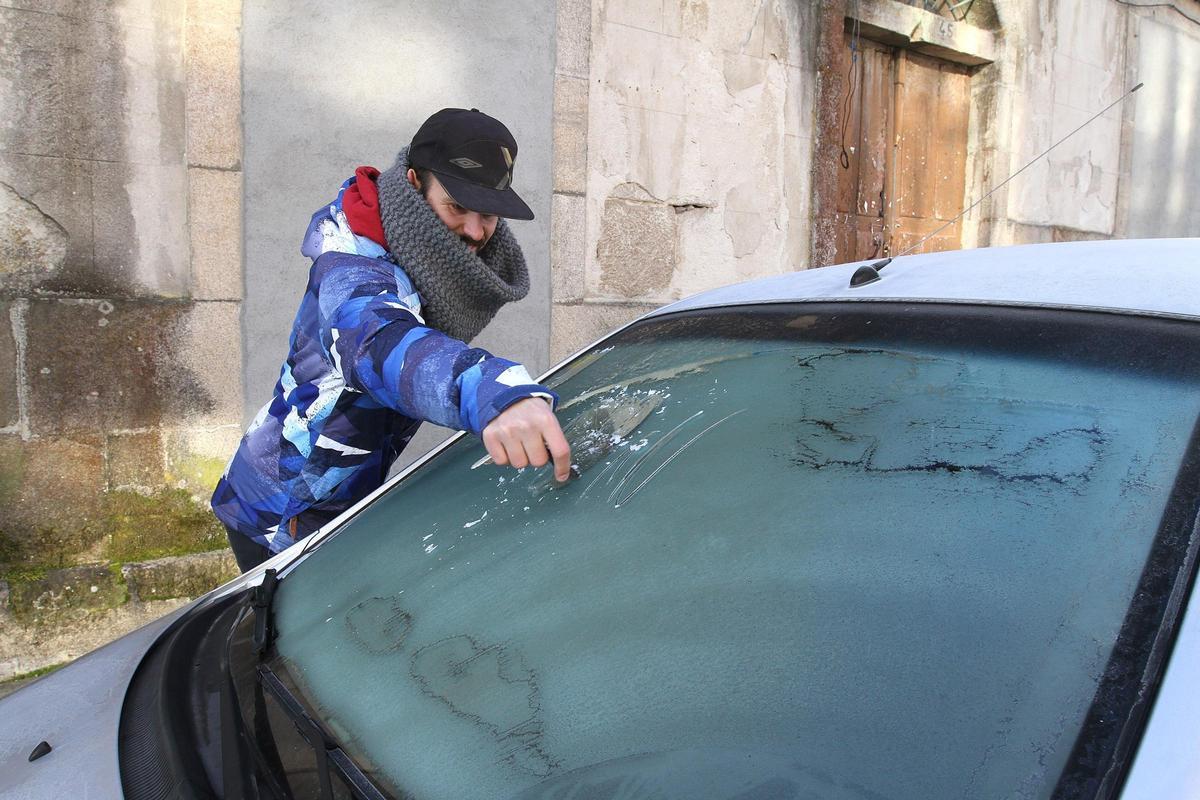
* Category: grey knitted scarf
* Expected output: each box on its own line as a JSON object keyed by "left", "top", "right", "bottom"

{"left": 375, "top": 147, "right": 530, "bottom": 343}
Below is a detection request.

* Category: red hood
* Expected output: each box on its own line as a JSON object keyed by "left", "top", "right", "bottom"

{"left": 342, "top": 166, "right": 388, "bottom": 248}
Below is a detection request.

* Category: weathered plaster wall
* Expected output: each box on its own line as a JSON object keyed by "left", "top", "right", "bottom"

{"left": 1123, "top": 13, "right": 1200, "bottom": 238}
{"left": 1001, "top": 0, "right": 1126, "bottom": 239}
{"left": 832, "top": 0, "right": 1200, "bottom": 250}
{"left": 242, "top": 0, "right": 557, "bottom": 463}
{"left": 964, "top": 0, "right": 1200, "bottom": 247}
{"left": 550, "top": 0, "right": 820, "bottom": 362}
{"left": 0, "top": 0, "right": 244, "bottom": 670}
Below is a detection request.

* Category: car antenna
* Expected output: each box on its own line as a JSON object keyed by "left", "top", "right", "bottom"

{"left": 850, "top": 81, "right": 1144, "bottom": 287}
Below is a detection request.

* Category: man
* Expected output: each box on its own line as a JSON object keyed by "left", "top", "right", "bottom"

{"left": 212, "top": 108, "right": 570, "bottom": 572}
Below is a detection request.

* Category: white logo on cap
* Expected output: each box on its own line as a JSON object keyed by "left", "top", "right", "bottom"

{"left": 450, "top": 157, "right": 483, "bottom": 169}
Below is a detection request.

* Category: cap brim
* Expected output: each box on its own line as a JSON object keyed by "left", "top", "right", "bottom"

{"left": 433, "top": 171, "right": 535, "bottom": 221}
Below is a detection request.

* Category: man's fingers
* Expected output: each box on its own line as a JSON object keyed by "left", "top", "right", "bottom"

{"left": 482, "top": 429, "right": 509, "bottom": 466}
{"left": 545, "top": 425, "right": 572, "bottom": 482}
{"left": 481, "top": 397, "right": 573, "bottom": 480}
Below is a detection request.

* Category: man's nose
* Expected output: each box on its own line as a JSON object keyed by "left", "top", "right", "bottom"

{"left": 462, "top": 212, "right": 485, "bottom": 241}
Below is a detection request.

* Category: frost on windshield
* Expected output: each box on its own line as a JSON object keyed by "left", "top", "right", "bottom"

{"left": 785, "top": 349, "right": 1108, "bottom": 493}
{"left": 272, "top": 318, "right": 1200, "bottom": 800}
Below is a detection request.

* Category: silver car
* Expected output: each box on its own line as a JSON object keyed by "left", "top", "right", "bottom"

{"left": 3, "top": 238, "right": 1199, "bottom": 799}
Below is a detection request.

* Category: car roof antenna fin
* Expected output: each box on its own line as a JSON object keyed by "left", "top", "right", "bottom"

{"left": 887, "top": 81, "right": 1145, "bottom": 264}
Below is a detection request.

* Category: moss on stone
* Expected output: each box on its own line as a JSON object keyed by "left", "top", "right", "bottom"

{"left": 0, "top": 446, "right": 24, "bottom": 510}
{"left": 101, "top": 488, "right": 227, "bottom": 564}
{"left": 0, "top": 563, "right": 48, "bottom": 585}
{"left": 166, "top": 453, "right": 228, "bottom": 498}
{"left": 0, "top": 530, "right": 21, "bottom": 565}
{"left": 1, "top": 487, "right": 226, "bottom": 587}
{"left": 6, "top": 563, "right": 128, "bottom": 625}
{"left": 122, "top": 551, "right": 239, "bottom": 602}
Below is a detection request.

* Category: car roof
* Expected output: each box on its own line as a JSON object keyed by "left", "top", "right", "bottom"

{"left": 650, "top": 238, "right": 1200, "bottom": 321}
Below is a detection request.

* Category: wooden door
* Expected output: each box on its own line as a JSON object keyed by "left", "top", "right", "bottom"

{"left": 820, "top": 32, "right": 972, "bottom": 264}
{"left": 892, "top": 50, "right": 971, "bottom": 256}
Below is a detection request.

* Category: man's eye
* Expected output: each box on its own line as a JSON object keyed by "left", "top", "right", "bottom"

{"left": 450, "top": 203, "right": 467, "bottom": 214}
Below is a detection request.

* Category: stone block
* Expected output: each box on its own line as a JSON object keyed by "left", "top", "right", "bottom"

{"left": 1, "top": 0, "right": 73, "bottom": 15}
{"left": 723, "top": 182, "right": 769, "bottom": 258}
{"left": 663, "top": 0, "right": 710, "bottom": 40}
{"left": 122, "top": 550, "right": 237, "bottom": 602}
{"left": 783, "top": 135, "right": 812, "bottom": 272}
{"left": 596, "top": 197, "right": 676, "bottom": 299}
{"left": 163, "top": 300, "right": 243, "bottom": 429}
{"left": 605, "top": 0, "right": 663, "bottom": 32}
{"left": 1058, "top": 0, "right": 1121, "bottom": 70}
{"left": 757, "top": 0, "right": 795, "bottom": 64}
{"left": 0, "top": 434, "right": 106, "bottom": 563}
{"left": 551, "top": 193, "right": 587, "bottom": 303}
{"left": 702, "top": 2, "right": 766, "bottom": 57}
{"left": 552, "top": 76, "right": 589, "bottom": 195}
{"left": 0, "top": 435, "right": 22, "bottom": 521}
{"left": 186, "top": 22, "right": 242, "bottom": 170}
{"left": 91, "top": 160, "right": 190, "bottom": 298}
{"left": 0, "top": 8, "right": 73, "bottom": 159}
{"left": 101, "top": 487, "right": 228, "bottom": 563}
{"left": 69, "top": 17, "right": 137, "bottom": 163}
{"left": 784, "top": 65, "right": 811, "bottom": 140}
{"left": 3, "top": 9, "right": 186, "bottom": 163}
{"left": 4, "top": 0, "right": 185, "bottom": 27}
{"left": 106, "top": 430, "right": 165, "bottom": 490}
{"left": 189, "top": 167, "right": 244, "bottom": 301}
{"left": 164, "top": 425, "right": 241, "bottom": 496}
{"left": 555, "top": 0, "right": 592, "bottom": 79}
{"left": 186, "top": 0, "right": 241, "bottom": 30}
{"left": 600, "top": 24, "right": 688, "bottom": 115}
{"left": 101, "top": 17, "right": 186, "bottom": 167}
{"left": 550, "top": 302, "right": 659, "bottom": 364}
{"left": 25, "top": 298, "right": 187, "bottom": 436}
{"left": 611, "top": 103, "right": 687, "bottom": 203}
{"left": 0, "top": 182, "right": 70, "bottom": 294}
{"left": 0, "top": 155, "right": 95, "bottom": 284}
{"left": 0, "top": 596, "right": 189, "bottom": 682}
{"left": 722, "top": 52, "right": 769, "bottom": 95}
{"left": 0, "top": 304, "right": 18, "bottom": 429}
{"left": 5, "top": 564, "right": 126, "bottom": 625}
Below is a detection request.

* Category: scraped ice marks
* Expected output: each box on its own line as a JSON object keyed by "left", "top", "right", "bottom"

{"left": 410, "top": 635, "right": 556, "bottom": 777}
{"left": 784, "top": 348, "right": 1111, "bottom": 490}
{"left": 792, "top": 414, "right": 1107, "bottom": 489}
{"left": 602, "top": 408, "right": 747, "bottom": 508}
{"left": 526, "top": 390, "right": 664, "bottom": 498}
{"left": 344, "top": 596, "right": 412, "bottom": 654}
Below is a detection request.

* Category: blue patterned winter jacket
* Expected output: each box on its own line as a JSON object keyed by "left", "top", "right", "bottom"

{"left": 211, "top": 185, "right": 554, "bottom": 554}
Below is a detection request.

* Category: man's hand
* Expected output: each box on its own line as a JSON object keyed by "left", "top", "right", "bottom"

{"left": 482, "top": 398, "right": 572, "bottom": 482}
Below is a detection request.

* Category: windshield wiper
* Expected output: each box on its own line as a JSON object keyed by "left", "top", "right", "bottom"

{"left": 251, "top": 568, "right": 279, "bottom": 658}
{"left": 256, "top": 663, "right": 391, "bottom": 800}
{"left": 246, "top": 570, "right": 390, "bottom": 798}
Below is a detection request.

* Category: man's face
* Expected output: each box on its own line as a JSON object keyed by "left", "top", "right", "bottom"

{"left": 407, "top": 169, "right": 499, "bottom": 254}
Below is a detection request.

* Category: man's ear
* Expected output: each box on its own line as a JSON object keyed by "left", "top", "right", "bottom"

{"left": 406, "top": 168, "right": 421, "bottom": 191}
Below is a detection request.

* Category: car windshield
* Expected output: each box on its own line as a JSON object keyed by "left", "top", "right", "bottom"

{"left": 268, "top": 304, "right": 1200, "bottom": 800}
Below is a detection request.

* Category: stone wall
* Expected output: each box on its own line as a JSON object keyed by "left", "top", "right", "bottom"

{"left": 1120, "top": 7, "right": 1200, "bottom": 238}
{"left": 0, "top": 0, "right": 244, "bottom": 670}
{"left": 945, "top": 0, "right": 1200, "bottom": 246}
{"left": 550, "top": 0, "right": 822, "bottom": 363}
{"left": 545, "top": 0, "right": 1200, "bottom": 358}
{"left": 0, "top": 550, "right": 238, "bottom": 681}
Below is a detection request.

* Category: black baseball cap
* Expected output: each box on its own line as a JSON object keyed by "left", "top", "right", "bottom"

{"left": 409, "top": 108, "right": 534, "bottom": 221}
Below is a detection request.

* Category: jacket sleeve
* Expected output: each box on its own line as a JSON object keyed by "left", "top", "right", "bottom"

{"left": 313, "top": 253, "right": 556, "bottom": 435}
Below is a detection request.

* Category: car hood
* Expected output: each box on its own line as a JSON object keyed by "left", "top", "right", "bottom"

{"left": 0, "top": 608, "right": 184, "bottom": 798}
{"left": 0, "top": 557, "right": 281, "bottom": 799}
